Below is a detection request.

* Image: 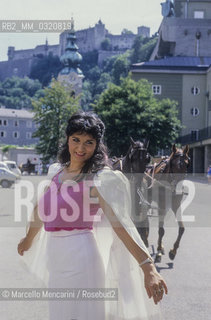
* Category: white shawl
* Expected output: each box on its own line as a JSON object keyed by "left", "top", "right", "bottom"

{"left": 19, "top": 165, "right": 162, "bottom": 320}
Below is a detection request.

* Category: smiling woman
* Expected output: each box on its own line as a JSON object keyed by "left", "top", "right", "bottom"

{"left": 17, "top": 111, "right": 167, "bottom": 320}
{"left": 58, "top": 111, "right": 108, "bottom": 174}
{"left": 67, "top": 133, "right": 97, "bottom": 167}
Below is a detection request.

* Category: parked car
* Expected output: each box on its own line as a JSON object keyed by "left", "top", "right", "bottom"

{"left": 4, "top": 161, "right": 21, "bottom": 177}
{"left": 0, "top": 168, "right": 18, "bottom": 188}
{"left": 0, "top": 161, "right": 10, "bottom": 171}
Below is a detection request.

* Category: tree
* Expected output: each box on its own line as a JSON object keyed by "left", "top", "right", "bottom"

{"left": 79, "top": 34, "right": 159, "bottom": 111}
{"left": 32, "top": 79, "right": 80, "bottom": 162}
{"left": 95, "top": 73, "right": 112, "bottom": 95}
{"left": 135, "top": 37, "right": 158, "bottom": 62}
{"left": 130, "top": 34, "right": 158, "bottom": 64}
{"left": 111, "top": 53, "right": 130, "bottom": 85}
{"left": 101, "top": 38, "right": 112, "bottom": 51}
{"left": 86, "top": 66, "right": 101, "bottom": 82}
{"left": 0, "top": 76, "right": 43, "bottom": 109}
{"left": 81, "top": 60, "right": 114, "bottom": 109}
{"left": 81, "top": 80, "right": 93, "bottom": 111}
{"left": 30, "top": 53, "right": 62, "bottom": 87}
{"left": 121, "top": 28, "right": 134, "bottom": 35}
{"left": 94, "top": 77, "right": 181, "bottom": 156}
{"left": 80, "top": 50, "right": 99, "bottom": 77}
{"left": 102, "top": 55, "right": 119, "bottom": 74}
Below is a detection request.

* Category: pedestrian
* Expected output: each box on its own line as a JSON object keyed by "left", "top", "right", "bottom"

{"left": 37, "top": 162, "right": 43, "bottom": 175}
{"left": 17, "top": 111, "right": 167, "bottom": 320}
{"left": 207, "top": 165, "right": 211, "bottom": 184}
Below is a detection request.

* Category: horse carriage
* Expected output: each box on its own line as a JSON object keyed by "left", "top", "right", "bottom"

{"left": 111, "top": 137, "right": 190, "bottom": 263}
{"left": 19, "top": 160, "right": 37, "bottom": 175}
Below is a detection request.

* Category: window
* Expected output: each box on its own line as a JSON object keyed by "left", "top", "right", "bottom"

{"left": 26, "top": 120, "right": 32, "bottom": 128}
{"left": 191, "top": 86, "right": 200, "bottom": 95}
{"left": 191, "top": 130, "right": 199, "bottom": 141}
{"left": 13, "top": 131, "right": 20, "bottom": 138}
{"left": 14, "top": 120, "right": 19, "bottom": 127}
{"left": 194, "top": 11, "right": 204, "bottom": 19}
{"left": 152, "top": 85, "right": 162, "bottom": 95}
{"left": 0, "top": 119, "right": 8, "bottom": 126}
{"left": 26, "top": 132, "right": 32, "bottom": 139}
{"left": 0, "top": 131, "right": 6, "bottom": 138}
{"left": 191, "top": 107, "right": 200, "bottom": 116}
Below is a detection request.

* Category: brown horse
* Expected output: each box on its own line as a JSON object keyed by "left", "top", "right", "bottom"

{"left": 111, "top": 137, "right": 151, "bottom": 232}
{"left": 111, "top": 137, "right": 150, "bottom": 174}
{"left": 141, "top": 144, "right": 190, "bottom": 262}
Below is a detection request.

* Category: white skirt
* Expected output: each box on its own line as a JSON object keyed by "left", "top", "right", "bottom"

{"left": 46, "top": 229, "right": 105, "bottom": 320}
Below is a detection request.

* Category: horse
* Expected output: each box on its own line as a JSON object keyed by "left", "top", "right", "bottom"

{"left": 111, "top": 137, "right": 150, "bottom": 174}
{"left": 19, "top": 161, "right": 37, "bottom": 175}
{"left": 141, "top": 144, "right": 190, "bottom": 262}
{"left": 111, "top": 137, "right": 151, "bottom": 235}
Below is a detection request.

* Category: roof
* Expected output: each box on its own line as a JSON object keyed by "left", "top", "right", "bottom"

{"left": 131, "top": 56, "right": 211, "bottom": 71}
{"left": 0, "top": 107, "right": 34, "bottom": 119}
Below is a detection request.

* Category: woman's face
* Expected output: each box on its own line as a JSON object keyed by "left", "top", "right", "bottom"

{"left": 68, "top": 132, "right": 97, "bottom": 165}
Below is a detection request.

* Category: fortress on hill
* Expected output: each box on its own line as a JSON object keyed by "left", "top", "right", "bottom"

{"left": 0, "top": 20, "right": 150, "bottom": 82}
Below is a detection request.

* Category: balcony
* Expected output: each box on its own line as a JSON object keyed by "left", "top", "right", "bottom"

{"left": 177, "top": 127, "right": 211, "bottom": 145}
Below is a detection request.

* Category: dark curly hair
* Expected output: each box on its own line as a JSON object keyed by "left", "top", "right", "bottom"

{"left": 58, "top": 111, "right": 110, "bottom": 173}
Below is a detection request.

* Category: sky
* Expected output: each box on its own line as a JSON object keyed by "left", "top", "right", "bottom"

{"left": 0, "top": 0, "right": 163, "bottom": 61}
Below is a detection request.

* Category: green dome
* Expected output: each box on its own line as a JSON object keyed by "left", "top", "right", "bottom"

{"left": 60, "top": 50, "right": 82, "bottom": 66}
{"left": 60, "top": 20, "right": 83, "bottom": 75}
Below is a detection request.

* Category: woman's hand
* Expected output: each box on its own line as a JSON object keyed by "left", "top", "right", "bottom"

{"left": 142, "top": 263, "right": 168, "bottom": 304}
{"left": 17, "top": 237, "right": 33, "bottom": 256}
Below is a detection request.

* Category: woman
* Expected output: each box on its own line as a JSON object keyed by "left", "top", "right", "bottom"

{"left": 17, "top": 111, "right": 167, "bottom": 320}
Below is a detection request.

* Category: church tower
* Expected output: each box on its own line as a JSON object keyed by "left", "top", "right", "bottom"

{"left": 58, "top": 18, "right": 84, "bottom": 96}
{"left": 151, "top": 0, "right": 211, "bottom": 59}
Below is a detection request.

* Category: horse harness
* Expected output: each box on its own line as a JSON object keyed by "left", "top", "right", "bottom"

{"left": 136, "top": 153, "right": 190, "bottom": 212}
{"left": 145, "top": 152, "right": 190, "bottom": 191}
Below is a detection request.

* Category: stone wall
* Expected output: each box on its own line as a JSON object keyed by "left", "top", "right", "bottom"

{"left": 98, "top": 50, "right": 125, "bottom": 66}
{"left": 0, "top": 58, "right": 33, "bottom": 81}
{"left": 107, "top": 34, "right": 136, "bottom": 50}
{"left": 8, "top": 44, "right": 59, "bottom": 61}
{"left": 174, "top": 0, "right": 211, "bottom": 19}
{"left": 137, "top": 26, "right": 150, "bottom": 38}
{"left": 160, "top": 18, "right": 211, "bottom": 57}
{"left": 7, "top": 147, "right": 41, "bottom": 165}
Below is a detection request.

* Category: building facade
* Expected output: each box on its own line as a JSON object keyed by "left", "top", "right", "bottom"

{"left": 151, "top": 0, "right": 211, "bottom": 60}
{"left": 131, "top": 0, "right": 211, "bottom": 173}
{"left": 131, "top": 57, "right": 211, "bottom": 172}
{"left": 0, "top": 107, "right": 39, "bottom": 146}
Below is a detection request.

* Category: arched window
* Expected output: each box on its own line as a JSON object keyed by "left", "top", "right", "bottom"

{"left": 191, "top": 86, "right": 200, "bottom": 95}
{"left": 191, "top": 107, "right": 200, "bottom": 116}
